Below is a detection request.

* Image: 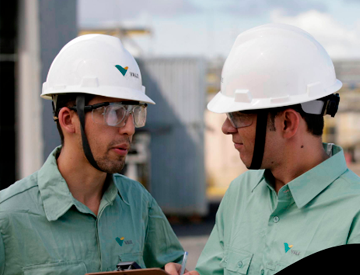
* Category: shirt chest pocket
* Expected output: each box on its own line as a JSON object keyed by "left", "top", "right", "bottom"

{"left": 22, "top": 261, "right": 87, "bottom": 275}
{"left": 220, "top": 249, "right": 253, "bottom": 275}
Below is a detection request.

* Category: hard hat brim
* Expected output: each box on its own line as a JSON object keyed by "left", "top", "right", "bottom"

{"left": 41, "top": 86, "right": 155, "bottom": 105}
{"left": 208, "top": 79, "right": 342, "bottom": 113}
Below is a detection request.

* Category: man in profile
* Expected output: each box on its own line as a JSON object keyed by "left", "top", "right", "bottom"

{"left": 166, "top": 23, "right": 360, "bottom": 275}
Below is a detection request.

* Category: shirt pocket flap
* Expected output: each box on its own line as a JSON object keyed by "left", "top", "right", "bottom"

{"left": 221, "top": 249, "right": 253, "bottom": 274}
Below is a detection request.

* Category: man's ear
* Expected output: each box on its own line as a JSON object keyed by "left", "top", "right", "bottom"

{"left": 58, "top": 107, "right": 77, "bottom": 135}
{"left": 280, "top": 109, "right": 300, "bottom": 139}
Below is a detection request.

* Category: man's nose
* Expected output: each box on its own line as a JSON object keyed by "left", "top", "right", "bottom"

{"left": 119, "top": 114, "right": 136, "bottom": 136}
{"left": 222, "top": 118, "right": 237, "bottom": 135}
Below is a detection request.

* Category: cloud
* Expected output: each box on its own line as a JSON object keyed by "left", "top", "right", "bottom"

{"left": 215, "top": 0, "right": 326, "bottom": 16}
{"left": 270, "top": 9, "right": 360, "bottom": 59}
{"left": 78, "top": 0, "right": 200, "bottom": 27}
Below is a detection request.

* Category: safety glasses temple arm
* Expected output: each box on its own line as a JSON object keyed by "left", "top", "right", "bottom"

{"left": 69, "top": 102, "right": 110, "bottom": 112}
{"left": 68, "top": 101, "right": 147, "bottom": 112}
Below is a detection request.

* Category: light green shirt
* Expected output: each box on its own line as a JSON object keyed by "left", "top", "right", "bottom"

{"left": 196, "top": 143, "right": 360, "bottom": 275}
{"left": 0, "top": 147, "right": 184, "bottom": 275}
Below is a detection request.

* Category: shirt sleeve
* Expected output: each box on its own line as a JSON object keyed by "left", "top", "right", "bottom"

{"left": 143, "top": 196, "right": 184, "bottom": 268}
{"left": 195, "top": 208, "right": 225, "bottom": 275}
{"left": 195, "top": 179, "right": 237, "bottom": 275}
{"left": 0, "top": 232, "right": 5, "bottom": 275}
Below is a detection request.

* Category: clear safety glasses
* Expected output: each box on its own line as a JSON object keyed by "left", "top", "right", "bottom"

{"left": 226, "top": 111, "right": 256, "bottom": 128}
{"left": 71, "top": 101, "right": 147, "bottom": 128}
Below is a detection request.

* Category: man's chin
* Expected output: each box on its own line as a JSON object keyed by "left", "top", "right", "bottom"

{"left": 97, "top": 160, "right": 126, "bottom": 174}
{"left": 239, "top": 155, "right": 251, "bottom": 169}
{"left": 243, "top": 160, "right": 256, "bottom": 170}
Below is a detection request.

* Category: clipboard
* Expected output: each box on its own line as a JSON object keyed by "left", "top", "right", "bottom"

{"left": 86, "top": 268, "right": 170, "bottom": 275}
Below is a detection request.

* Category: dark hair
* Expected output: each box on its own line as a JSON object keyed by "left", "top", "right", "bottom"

{"left": 268, "top": 104, "right": 324, "bottom": 136}
{"left": 54, "top": 93, "right": 95, "bottom": 145}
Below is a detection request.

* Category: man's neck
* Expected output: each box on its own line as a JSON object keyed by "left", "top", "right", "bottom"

{"left": 56, "top": 145, "right": 107, "bottom": 216}
{"left": 270, "top": 140, "right": 329, "bottom": 193}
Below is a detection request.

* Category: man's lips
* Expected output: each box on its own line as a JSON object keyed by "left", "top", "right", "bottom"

{"left": 111, "top": 143, "right": 130, "bottom": 156}
{"left": 233, "top": 142, "right": 243, "bottom": 149}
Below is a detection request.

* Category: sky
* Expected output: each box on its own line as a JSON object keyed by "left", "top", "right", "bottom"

{"left": 78, "top": 0, "right": 360, "bottom": 60}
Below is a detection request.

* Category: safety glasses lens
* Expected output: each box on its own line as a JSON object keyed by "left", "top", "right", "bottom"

{"left": 133, "top": 105, "right": 147, "bottom": 127}
{"left": 227, "top": 112, "right": 254, "bottom": 128}
{"left": 92, "top": 107, "right": 107, "bottom": 124}
{"left": 105, "top": 105, "right": 127, "bottom": 126}
{"left": 91, "top": 103, "right": 147, "bottom": 128}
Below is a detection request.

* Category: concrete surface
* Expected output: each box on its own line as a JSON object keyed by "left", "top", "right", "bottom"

{"left": 169, "top": 202, "right": 219, "bottom": 271}
{"left": 177, "top": 235, "right": 209, "bottom": 271}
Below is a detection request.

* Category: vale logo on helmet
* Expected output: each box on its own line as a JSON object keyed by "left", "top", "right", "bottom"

{"left": 115, "top": 65, "right": 128, "bottom": 76}
{"left": 115, "top": 65, "right": 139, "bottom": 79}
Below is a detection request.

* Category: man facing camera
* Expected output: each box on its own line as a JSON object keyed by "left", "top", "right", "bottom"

{"left": 166, "top": 23, "right": 360, "bottom": 275}
{"left": 0, "top": 34, "right": 184, "bottom": 274}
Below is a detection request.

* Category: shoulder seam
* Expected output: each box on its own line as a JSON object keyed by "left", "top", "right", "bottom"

{"left": 0, "top": 184, "right": 38, "bottom": 205}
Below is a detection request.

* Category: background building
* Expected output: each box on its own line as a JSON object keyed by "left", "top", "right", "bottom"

{"left": 2, "top": 0, "right": 360, "bottom": 218}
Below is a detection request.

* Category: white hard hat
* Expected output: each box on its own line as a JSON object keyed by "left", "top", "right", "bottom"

{"left": 208, "top": 23, "right": 342, "bottom": 113}
{"left": 41, "top": 34, "right": 155, "bottom": 105}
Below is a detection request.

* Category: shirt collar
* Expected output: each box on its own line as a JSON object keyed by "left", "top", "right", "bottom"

{"left": 38, "top": 146, "right": 123, "bottom": 221}
{"left": 288, "top": 143, "right": 348, "bottom": 208}
{"left": 251, "top": 170, "right": 266, "bottom": 192}
{"left": 112, "top": 174, "right": 131, "bottom": 206}
{"left": 251, "top": 143, "right": 348, "bottom": 208}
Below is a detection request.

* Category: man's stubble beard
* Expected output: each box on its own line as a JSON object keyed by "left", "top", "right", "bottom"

{"left": 78, "top": 129, "right": 132, "bottom": 174}
{"left": 93, "top": 137, "right": 131, "bottom": 174}
{"left": 96, "top": 153, "right": 127, "bottom": 174}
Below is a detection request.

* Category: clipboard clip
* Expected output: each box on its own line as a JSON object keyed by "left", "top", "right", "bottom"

{"left": 115, "top": 261, "right": 142, "bottom": 271}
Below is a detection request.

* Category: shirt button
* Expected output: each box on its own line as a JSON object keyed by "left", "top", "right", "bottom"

{"left": 238, "top": 261, "right": 243, "bottom": 268}
{"left": 261, "top": 269, "right": 265, "bottom": 275}
{"left": 273, "top": 216, "right": 280, "bottom": 223}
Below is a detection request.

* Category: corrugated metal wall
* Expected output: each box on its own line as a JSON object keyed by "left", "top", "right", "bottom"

{"left": 138, "top": 57, "right": 207, "bottom": 216}
{"left": 40, "top": 0, "right": 77, "bottom": 159}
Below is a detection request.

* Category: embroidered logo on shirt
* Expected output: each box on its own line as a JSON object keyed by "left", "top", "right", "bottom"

{"left": 284, "top": 243, "right": 301, "bottom": 256}
{"left": 116, "top": 237, "right": 133, "bottom": 246}
{"left": 291, "top": 249, "right": 301, "bottom": 256}
{"left": 284, "top": 243, "right": 293, "bottom": 253}
{"left": 116, "top": 237, "right": 125, "bottom": 246}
